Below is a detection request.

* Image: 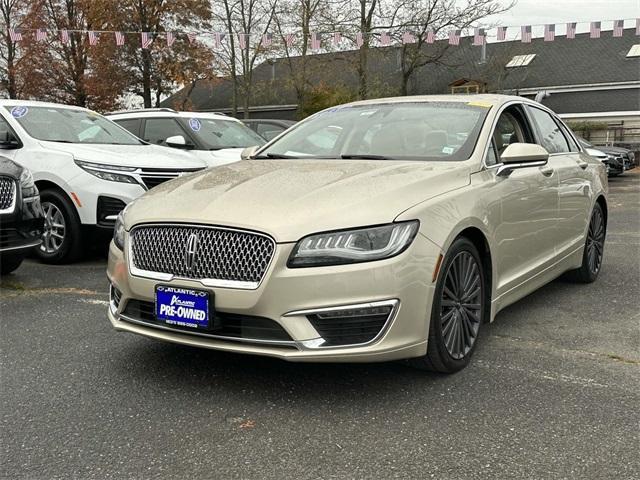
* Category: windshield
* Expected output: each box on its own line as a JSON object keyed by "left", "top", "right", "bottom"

{"left": 6, "top": 106, "right": 143, "bottom": 145}
{"left": 179, "top": 118, "right": 265, "bottom": 150}
{"left": 257, "top": 101, "right": 490, "bottom": 161}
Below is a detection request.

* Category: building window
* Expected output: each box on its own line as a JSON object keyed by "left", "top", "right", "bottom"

{"left": 505, "top": 54, "right": 536, "bottom": 68}
{"left": 627, "top": 44, "right": 640, "bottom": 58}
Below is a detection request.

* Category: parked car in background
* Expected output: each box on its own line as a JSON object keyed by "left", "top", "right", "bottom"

{"left": 107, "top": 109, "right": 265, "bottom": 166}
{"left": 0, "top": 156, "right": 44, "bottom": 275}
{"left": 594, "top": 144, "right": 636, "bottom": 171}
{"left": 576, "top": 136, "right": 625, "bottom": 176}
{"left": 242, "top": 119, "right": 296, "bottom": 141}
{"left": 0, "top": 100, "right": 208, "bottom": 264}
{"left": 107, "top": 94, "right": 607, "bottom": 373}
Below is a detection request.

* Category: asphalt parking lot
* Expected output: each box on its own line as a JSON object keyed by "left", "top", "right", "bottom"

{"left": 1, "top": 171, "right": 639, "bottom": 480}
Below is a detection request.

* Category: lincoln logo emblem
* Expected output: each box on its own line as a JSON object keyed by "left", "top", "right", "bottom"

{"left": 185, "top": 233, "right": 199, "bottom": 271}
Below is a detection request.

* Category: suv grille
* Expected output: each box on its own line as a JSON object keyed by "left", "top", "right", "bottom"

{"left": 0, "top": 177, "right": 16, "bottom": 212}
{"left": 130, "top": 225, "right": 275, "bottom": 287}
{"left": 139, "top": 168, "right": 203, "bottom": 190}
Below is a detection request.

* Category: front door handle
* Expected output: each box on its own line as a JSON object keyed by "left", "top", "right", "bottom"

{"left": 539, "top": 165, "right": 554, "bottom": 177}
{"left": 577, "top": 160, "right": 589, "bottom": 170}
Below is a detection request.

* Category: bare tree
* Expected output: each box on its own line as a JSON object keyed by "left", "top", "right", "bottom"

{"left": 0, "top": 0, "right": 28, "bottom": 98}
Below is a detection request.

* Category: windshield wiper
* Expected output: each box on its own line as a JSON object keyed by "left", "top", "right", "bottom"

{"left": 254, "top": 153, "right": 296, "bottom": 159}
{"left": 47, "top": 139, "right": 74, "bottom": 143}
{"left": 340, "top": 154, "right": 390, "bottom": 160}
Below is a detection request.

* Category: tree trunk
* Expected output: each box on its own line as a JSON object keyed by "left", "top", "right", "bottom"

{"left": 358, "top": 46, "right": 368, "bottom": 100}
{"left": 141, "top": 49, "right": 152, "bottom": 108}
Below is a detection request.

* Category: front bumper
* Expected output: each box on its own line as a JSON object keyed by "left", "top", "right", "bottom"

{"left": 106, "top": 233, "right": 441, "bottom": 363}
{"left": 0, "top": 194, "right": 43, "bottom": 253}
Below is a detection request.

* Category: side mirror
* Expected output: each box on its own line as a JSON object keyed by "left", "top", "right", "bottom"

{"left": 0, "top": 131, "right": 20, "bottom": 150}
{"left": 497, "top": 143, "right": 549, "bottom": 177}
{"left": 165, "top": 135, "right": 191, "bottom": 149}
{"left": 241, "top": 145, "right": 260, "bottom": 160}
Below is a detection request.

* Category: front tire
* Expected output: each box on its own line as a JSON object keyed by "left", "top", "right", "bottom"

{"left": 566, "top": 203, "right": 606, "bottom": 283}
{"left": 1, "top": 253, "right": 25, "bottom": 275}
{"left": 409, "top": 237, "right": 486, "bottom": 373}
{"left": 35, "top": 189, "right": 83, "bottom": 264}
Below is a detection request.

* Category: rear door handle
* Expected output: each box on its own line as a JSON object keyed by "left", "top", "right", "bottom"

{"left": 539, "top": 165, "right": 554, "bottom": 177}
{"left": 577, "top": 160, "right": 589, "bottom": 170}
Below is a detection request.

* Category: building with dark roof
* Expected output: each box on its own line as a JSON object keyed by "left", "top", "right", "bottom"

{"left": 162, "top": 28, "right": 640, "bottom": 146}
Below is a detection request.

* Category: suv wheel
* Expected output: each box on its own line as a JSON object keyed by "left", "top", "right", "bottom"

{"left": 35, "top": 189, "right": 83, "bottom": 264}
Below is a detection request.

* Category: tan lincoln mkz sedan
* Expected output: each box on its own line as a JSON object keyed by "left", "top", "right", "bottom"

{"left": 107, "top": 95, "right": 607, "bottom": 373}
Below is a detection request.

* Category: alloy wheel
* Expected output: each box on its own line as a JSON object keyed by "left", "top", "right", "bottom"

{"left": 41, "top": 201, "right": 66, "bottom": 254}
{"left": 440, "top": 251, "right": 483, "bottom": 360}
{"left": 586, "top": 207, "right": 605, "bottom": 275}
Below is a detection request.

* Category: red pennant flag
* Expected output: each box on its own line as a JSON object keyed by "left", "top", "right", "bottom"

{"left": 60, "top": 29, "right": 69, "bottom": 44}
{"left": 356, "top": 32, "right": 364, "bottom": 48}
{"left": 36, "top": 29, "right": 48, "bottom": 41}
{"left": 332, "top": 32, "right": 341, "bottom": 46}
{"left": 9, "top": 28, "right": 22, "bottom": 42}
{"left": 496, "top": 26, "right": 507, "bottom": 41}
{"left": 115, "top": 31, "right": 125, "bottom": 46}
{"left": 141, "top": 32, "right": 153, "bottom": 48}
{"left": 521, "top": 25, "right": 532, "bottom": 43}
{"left": 566, "top": 22, "right": 576, "bottom": 39}
{"left": 187, "top": 32, "right": 197, "bottom": 45}
{"left": 590, "top": 21, "right": 601, "bottom": 39}
{"left": 473, "top": 28, "right": 485, "bottom": 46}
{"left": 310, "top": 32, "right": 321, "bottom": 50}
{"left": 425, "top": 30, "right": 435, "bottom": 44}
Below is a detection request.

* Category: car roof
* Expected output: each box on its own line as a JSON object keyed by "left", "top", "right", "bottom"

{"left": 343, "top": 94, "right": 531, "bottom": 108}
{"left": 0, "top": 99, "right": 90, "bottom": 112}
{"left": 107, "top": 109, "right": 238, "bottom": 122}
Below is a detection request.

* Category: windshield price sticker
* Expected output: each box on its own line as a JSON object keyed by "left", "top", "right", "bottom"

{"left": 189, "top": 118, "right": 201, "bottom": 132}
{"left": 10, "top": 106, "right": 28, "bottom": 118}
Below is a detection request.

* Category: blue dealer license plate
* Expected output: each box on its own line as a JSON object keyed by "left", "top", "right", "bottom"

{"left": 155, "top": 286, "right": 210, "bottom": 329}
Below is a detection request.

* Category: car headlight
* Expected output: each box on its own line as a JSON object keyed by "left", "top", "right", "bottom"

{"left": 19, "top": 168, "right": 38, "bottom": 197}
{"left": 113, "top": 210, "right": 126, "bottom": 250}
{"left": 288, "top": 221, "right": 419, "bottom": 268}
{"left": 75, "top": 159, "right": 138, "bottom": 184}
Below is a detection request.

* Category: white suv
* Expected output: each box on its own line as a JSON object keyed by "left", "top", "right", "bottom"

{"left": 106, "top": 109, "right": 265, "bottom": 165}
{"left": 0, "top": 100, "right": 209, "bottom": 263}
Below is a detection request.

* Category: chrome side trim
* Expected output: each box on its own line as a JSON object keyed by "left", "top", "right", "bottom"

{"left": 0, "top": 238, "right": 41, "bottom": 253}
{"left": 285, "top": 299, "right": 400, "bottom": 350}
{"left": 0, "top": 180, "right": 17, "bottom": 215}
{"left": 126, "top": 222, "right": 276, "bottom": 290}
{"left": 118, "top": 313, "right": 299, "bottom": 349}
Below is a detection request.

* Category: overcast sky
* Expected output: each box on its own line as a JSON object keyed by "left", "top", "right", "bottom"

{"left": 487, "top": 0, "right": 639, "bottom": 35}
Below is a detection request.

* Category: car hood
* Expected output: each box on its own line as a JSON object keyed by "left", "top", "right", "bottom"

{"left": 188, "top": 148, "right": 244, "bottom": 167}
{"left": 40, "top": 142, "right": 207, "bottom": 169}
{"left": 126, "top": 159, "right": 471, "bottom": 242}
{"left": 596, "top": 145, "right": 629, "bottom": 156}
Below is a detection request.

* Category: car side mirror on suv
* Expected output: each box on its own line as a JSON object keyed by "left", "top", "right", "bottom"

{"left": 165, "top": 135, "right": 193, "bottom": 149}
{"left": 0, "top": 131, "right": 21, "bottom": 150}
{"left": 497, "top": 143, "right": 549, "bottom": 177}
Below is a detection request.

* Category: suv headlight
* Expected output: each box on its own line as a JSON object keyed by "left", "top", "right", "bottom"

{"left": 19, "top": 168, "right": 37, "bottom": 198}
{"left": 75, "top": 160, "right": 138, "bottom": 184}
{"left": 288, "top": 221, "right": 419, "bottom": 268}
{"left": 113, "top": 210, "right": 126, "bottom": 250}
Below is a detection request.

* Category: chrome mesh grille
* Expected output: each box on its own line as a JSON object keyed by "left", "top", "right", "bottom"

{"left": 130, "top": 225, "right": 275, "bottom": 285}
{"left": 0, "top": 177, "right": 16, "bottom": 211}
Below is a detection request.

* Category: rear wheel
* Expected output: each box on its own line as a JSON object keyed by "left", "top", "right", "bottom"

{"left": 566, "top": 203, "right": 606, "bottom": 283}
{"left": 35, "top": 189, "right": 83, "bottom": 264}
{"left": 0, "top": 253, "right": 25, "bottom": 275}
{"left": 409, "top": 238, "right": 486, "bottom": 373}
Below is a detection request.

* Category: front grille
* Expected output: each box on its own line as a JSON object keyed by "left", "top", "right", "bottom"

{"left": 306, "top": 304, "right": 395, "bottom": 346}
{"left": 0, "top": 177, "right": 16, "bottom": 211}
{"left": 97, "top": 196, "right": 127, "bottom": 226}
{"left": 122, "top": 299, "right": 294, "bottom": 343}
{"left": 130, "top": 225, "right": 275, "bottom": 286}
{"left": 139, "top": 168, "right": 204, "bottom": 190}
